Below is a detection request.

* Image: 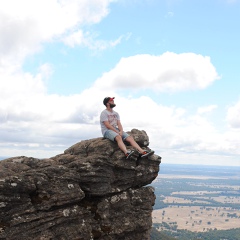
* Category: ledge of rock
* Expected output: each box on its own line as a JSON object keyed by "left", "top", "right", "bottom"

{"left": 0, "top": 129, "right": 161, "bottom": 240}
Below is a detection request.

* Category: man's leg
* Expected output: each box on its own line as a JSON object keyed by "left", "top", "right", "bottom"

{"left": 125, "top": 135, "right": 154, "bottom": 157}
{"left": 104, "top": 130, "right": 135, "bottom": 159}
{"left": 104, "top": 130, "right": 128, "bottom": 154}
{"left": 125, "top": 136, "right": 144, "bottom": 154}
{"left": 115, "top": 135, "right": 135, "bottom": 159}
{"left": 115, "top": 135, "right": 128, "bottom": 154}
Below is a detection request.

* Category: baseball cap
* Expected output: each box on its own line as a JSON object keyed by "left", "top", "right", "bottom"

{"left": 103, "top": 97, "right": 115, "bottom": 106}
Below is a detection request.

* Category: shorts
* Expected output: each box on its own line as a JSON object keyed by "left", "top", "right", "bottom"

{"left": 104, "top": 128, "right": 130, "bottom": 142}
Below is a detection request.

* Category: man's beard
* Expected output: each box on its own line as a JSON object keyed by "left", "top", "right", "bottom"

{"left": 110, "top": 104, "right": 116, "bottom": 108}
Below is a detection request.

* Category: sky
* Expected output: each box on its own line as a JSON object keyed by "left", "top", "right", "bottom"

{"left": 0, "top": 0, "right": 240, "bottom": 166}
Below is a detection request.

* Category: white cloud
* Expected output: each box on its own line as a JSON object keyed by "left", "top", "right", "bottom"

{"left": 0, "top": 65, "right": 106, "bottom": 157}
{"left": 0, "top": 0, "right": 117, "bottom": 157}
{"left": 197, "top": 105, "right": 218, "bottom": 115}
{"left": 62, "top": 30, "right": 85, "bottom": 47}
{"left": 0, "top": 65, "right": 47, "bottom": 99}
{"left": 226, "top": 99, "right": 240, "bottom": 128}
{"left": 0, "top": 0, "right": 114, "bottom": 64}
{"left": 165, "top": 11, "right": 174, "bottom": 18}
{"left": 62, "top": 30, "right": 130, "bottom": 50}
{"left": 93, "top": 52, "right": 220, "bottom": 92}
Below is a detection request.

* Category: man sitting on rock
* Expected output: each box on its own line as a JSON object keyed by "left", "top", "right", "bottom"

{"left": 100, "top": 97, "right": 154, "bottom": 159}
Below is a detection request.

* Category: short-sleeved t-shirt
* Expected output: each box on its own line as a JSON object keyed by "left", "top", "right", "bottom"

{"left": 100, "top": 109, "right": 120, "bottom": 136}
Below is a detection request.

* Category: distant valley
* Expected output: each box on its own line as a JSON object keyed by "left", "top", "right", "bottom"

{"left": 150, "top": 164, "right": 240, "bottom": 240}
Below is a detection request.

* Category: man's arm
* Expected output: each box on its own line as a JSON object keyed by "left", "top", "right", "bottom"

{"left": 117, "top": 120, "right": 123, "bottom": 131}
{"left": 117, "top": 120, "right": 123, "bottom": 136}
{"left": 103, "top": 121, "right": 120, "bottom": 134}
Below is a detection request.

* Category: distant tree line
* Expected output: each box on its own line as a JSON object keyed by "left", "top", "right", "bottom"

{"left": 151, "top": 226, "right": 240, "bottom": 240}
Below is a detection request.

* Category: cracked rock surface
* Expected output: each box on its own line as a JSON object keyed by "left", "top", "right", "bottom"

{"left": 0, "top": 129, "right": 161, "bottom": 240}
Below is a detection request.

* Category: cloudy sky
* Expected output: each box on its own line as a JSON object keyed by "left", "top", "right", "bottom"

{"left": 0, "top": 0, "right": 240, "bottom": 166}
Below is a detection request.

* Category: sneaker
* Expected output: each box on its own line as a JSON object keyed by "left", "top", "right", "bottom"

{"left": 140, "top": 150, "right": 154, "bottom": 158}
{"left": 125, "top": 150, "right": 135, "bottom": 159}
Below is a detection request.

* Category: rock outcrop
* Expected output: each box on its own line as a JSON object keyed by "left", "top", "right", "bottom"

{"left": 0, "top": 129, "right": 161, "bottom": 240}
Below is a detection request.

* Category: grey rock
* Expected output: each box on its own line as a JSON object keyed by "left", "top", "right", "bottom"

{"left": 0, "top": 129, "right": 161, "bottom": 240}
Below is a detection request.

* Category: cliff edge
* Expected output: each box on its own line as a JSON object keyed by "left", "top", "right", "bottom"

{"left": 0, "top": 129, "right": 161, "bottom": 240}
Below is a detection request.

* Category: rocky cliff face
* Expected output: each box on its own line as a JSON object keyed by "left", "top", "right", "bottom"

{"left": 0, "top": 129, "right": 161, "bottom": 240}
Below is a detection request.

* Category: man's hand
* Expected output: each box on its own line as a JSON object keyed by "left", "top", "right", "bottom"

{"left": 119, "top": 130, "right": 123, "bottom": 136}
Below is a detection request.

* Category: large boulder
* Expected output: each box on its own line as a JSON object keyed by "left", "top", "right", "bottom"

{"left": 0, "top": 129, "right": 161, "bottom": 240}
